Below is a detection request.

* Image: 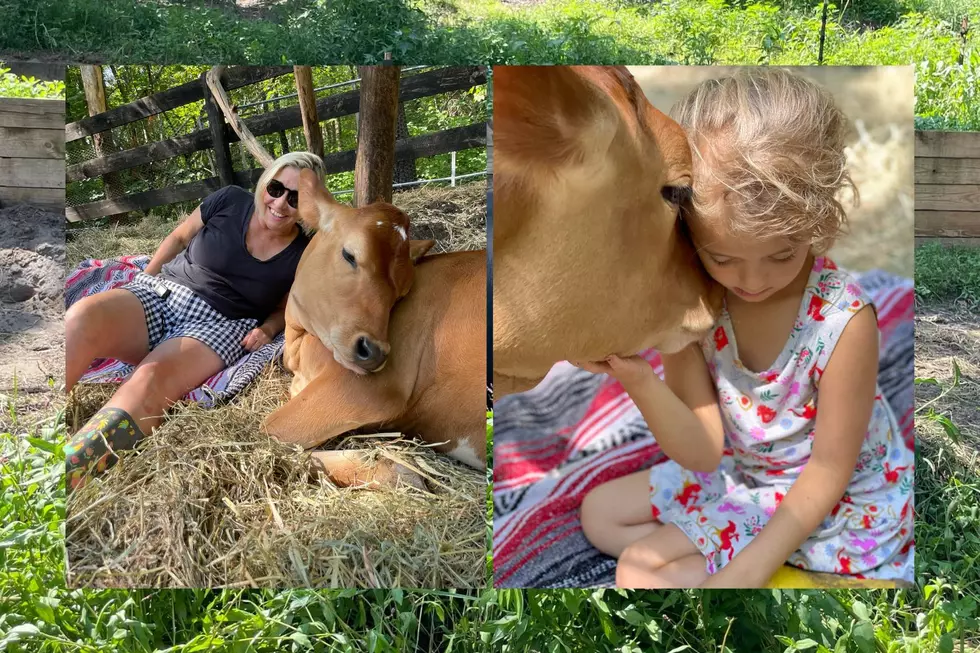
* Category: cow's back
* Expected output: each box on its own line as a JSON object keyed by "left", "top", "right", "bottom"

{"left": 387, "top": 249, "right": 486, "bottom": 464}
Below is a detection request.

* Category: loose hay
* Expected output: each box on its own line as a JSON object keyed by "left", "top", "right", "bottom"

{"left": 64, "top": 182, "right": 488, "bottom": 589}
{"left": 394, "top": 182, "right": 487, "bottom": 254}
{"left": 66, "top": 367, "right": 486, "bottom": 588}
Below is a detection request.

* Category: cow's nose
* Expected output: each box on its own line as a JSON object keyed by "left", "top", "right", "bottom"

{"left": 354, "top": 336, "right": 388, "bottom": 372}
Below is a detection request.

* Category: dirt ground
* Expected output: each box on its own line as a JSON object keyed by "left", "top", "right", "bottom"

{"left": 915, "top": 301, "right": 980, "bottom": 457}
{"left": 0, "top": 204, "right": 65, "bottom": 428}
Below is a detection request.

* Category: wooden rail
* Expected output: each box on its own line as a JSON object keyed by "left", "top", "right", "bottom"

{"left": 66, "top": 123, "right": 486, "bottom": 221}
{"left": 0, "top": 98, "right": 64, "bottom": 212}
{"left": 914, "top": 130, "right": 980, "bottom": 246}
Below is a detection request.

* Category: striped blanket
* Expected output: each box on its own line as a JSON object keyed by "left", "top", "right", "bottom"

{"left": 65, "top": 256, "right": 283, "bottom": 407}
{"left": 492, "top": 269, "right": 914, "bottom": 588}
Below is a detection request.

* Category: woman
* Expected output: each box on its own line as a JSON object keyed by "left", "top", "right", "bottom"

{"left": 65, "top": 152, "right": 326, "bottom": 491}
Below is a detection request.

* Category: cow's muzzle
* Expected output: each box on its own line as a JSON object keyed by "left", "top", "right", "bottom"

{"left": 353, "top": 335, "right": 389, "bottom": 372}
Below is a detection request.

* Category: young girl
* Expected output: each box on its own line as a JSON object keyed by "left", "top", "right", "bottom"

{"left": 576, "top": 69, "right": 913, "bottom": 589}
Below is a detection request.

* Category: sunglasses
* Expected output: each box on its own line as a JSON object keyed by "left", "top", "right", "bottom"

{"left": 267, "top": 178, "right": 299, "bottom": 209}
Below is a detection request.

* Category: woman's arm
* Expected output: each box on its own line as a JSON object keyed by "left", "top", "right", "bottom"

{"left": 242, "top": 294, "right": 289, "bottom": 352}
{"left": 701, "top": 305, "right": 879, "bottom": 588}
{"left": 258, "top": 293, "right": 289, "bottom": 339}
{"left": 578, "top": 343, "right": 725, "bottom": 473}
{"left": 143, "top": 206, "right": 206, "bottom": 276}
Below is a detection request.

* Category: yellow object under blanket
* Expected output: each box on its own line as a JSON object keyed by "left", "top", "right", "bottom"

{"left": 766, "top": 565, "right": 910, "bottom": 589}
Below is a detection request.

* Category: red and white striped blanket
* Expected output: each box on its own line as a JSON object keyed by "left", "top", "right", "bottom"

{"left": 492, "top": 269, "right": 914, "bottom": 588}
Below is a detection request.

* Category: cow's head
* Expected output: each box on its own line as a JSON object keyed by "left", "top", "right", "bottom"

{"left": 493, "top": 66, "right": 723, "bottom": 395}
{"left": 289, "top": 169, "right": 434, "bottom": 374}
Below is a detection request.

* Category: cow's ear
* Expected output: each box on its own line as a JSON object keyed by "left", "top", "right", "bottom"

{"left": 408, "top": 239, "right": 435, "bottom": 263}
{"left": 297, "top": 168, "right": 353, "bottom": 232}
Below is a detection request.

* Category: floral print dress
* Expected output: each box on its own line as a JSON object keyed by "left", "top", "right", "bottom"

{"left": 648, "top": 256, "right": 914, "bottom": 580}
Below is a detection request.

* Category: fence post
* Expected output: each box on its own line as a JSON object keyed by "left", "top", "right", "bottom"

{"left": 201, "top": 71, "right": 235, "bottom": 186}
{"left": 818, "top": 0, "right": 829, "bottom": 65}
{"left": 79, "top": 65, "right": 124, "bottom": 201}
{"left": 294, "top": 65, "right": 325, "bottom": 160}
{"left": 451, "top": 151, "right": 457, "bottom": 187}
{"left": 354, "top": 65, "right": 399, "bottom": 207}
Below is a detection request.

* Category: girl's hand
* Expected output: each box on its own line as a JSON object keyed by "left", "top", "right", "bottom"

{"left": 698, "top": 563, "right": 767, "bottom": 589}
{"left": 241, "top": 327, "right": 272, "bottom": 352}
{"left": 571, "top": 354, "right": 653, "bottom": 389}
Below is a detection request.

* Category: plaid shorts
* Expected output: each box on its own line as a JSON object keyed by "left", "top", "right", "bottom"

{"left": 122, "top": 272, "right": 258, "bottom": 367}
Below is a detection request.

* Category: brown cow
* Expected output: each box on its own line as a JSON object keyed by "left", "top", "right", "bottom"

{"left": 492, "top": 66, "right": 722, "bottom": 396}
{"left": 262, "top": 170, "right": 486, "bottom": 487}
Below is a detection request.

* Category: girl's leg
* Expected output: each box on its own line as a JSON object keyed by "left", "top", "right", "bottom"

{"left": 615, "top": 524, "right": 707, "bottom": 589}
{"left": 580, "top": 469, "right": 662, "bottom": 557}
{"left": 65, "top": 336, "right": 225, "bottom": 491}
{"left": 65, "top": 289, "right": 150, "bottom": 393}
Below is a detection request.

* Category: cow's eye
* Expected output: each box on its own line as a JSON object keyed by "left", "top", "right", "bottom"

{"left": 662, "top": 185, "right": 693, "bottom": 207}
{"left": 342, "top": 248, "right": 356, "bottom": 268}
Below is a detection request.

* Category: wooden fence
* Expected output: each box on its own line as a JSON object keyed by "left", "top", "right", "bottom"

{"left": 0, "top": 98, "right": 65, "bottom": 213}
{"left": 65, "top": 65, "right": 488, "bottom": 222}
{"left": 914, "top": 130, "right": 980, "bottom": 246}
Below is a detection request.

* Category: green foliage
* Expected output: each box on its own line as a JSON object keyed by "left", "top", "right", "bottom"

{"left": 0, "top": 64, "right": 65, "bottom": 99}
{"left": 8, "top": 0, "right": 979, "bottom": 131}
{"left": 914, "top": 242, "right": 980, "bottom": 305}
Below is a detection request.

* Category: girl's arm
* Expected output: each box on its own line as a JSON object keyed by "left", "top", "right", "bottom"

{"left": 701, "top": 305, "right": 879, "bottom": 588}
{"left": 578, "top": 343, "right": 725, "bottom": 473}
{"left": 143, "top": 206, "right": 206, "bottom": 276}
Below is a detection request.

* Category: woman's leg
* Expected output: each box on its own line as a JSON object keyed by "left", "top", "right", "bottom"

{"left": 580, "top": 469, "right": 663, "bottom": 557}
{"left": 65, "top": 336, "right": 225, "bottom": 491}
{"left": 615, "top": 525, "right": 707, "bottom": 588}
{"left": 104, "top": 336, "right": 225, "bottom": 432}
{"left": 65, "top": 289, "right": 150, "bottom": 393}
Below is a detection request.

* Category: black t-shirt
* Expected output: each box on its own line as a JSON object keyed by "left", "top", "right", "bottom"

{"left": 159, "top": 185, "right": 310, "bottom": 321}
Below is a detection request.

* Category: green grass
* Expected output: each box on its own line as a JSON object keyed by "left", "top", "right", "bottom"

{"left": 912, "top": 243, "right": 980, "bottom": 651}
{"left": 1, "top": 330, "right": 977, "bottom": 649}
{"left": 915, "top": 242, "right": 980, "bottom": 305}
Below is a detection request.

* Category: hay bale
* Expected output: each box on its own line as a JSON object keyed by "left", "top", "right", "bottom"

{"left": 66, "top": 368, "right": 486, "bottom": 588}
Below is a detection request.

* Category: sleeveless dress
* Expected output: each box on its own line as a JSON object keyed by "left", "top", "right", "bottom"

{"left": 648, "top": 256, "right": 914, "bottom": 580}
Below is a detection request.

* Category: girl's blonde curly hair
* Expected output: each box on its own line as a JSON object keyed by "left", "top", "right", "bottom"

{"left": 670, "top": 68, "right": 857, "bottom": 254}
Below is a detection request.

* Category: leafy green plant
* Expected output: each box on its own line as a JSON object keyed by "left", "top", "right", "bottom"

{"left": 0, "top": 64, "right": 65, "bottom": 99}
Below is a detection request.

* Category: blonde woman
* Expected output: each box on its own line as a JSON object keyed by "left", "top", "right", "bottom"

{"left": 65, "top": 152, "right": 326, "bottom": 490}
{"left": 576, "top": 70, "right": 913, "bottom": 588}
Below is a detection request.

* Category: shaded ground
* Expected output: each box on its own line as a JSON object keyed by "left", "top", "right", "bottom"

{"left": 0, "top": 204, "right": 65, "bottom": 430}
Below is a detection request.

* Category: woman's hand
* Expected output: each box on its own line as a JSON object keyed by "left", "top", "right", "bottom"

{"left": 241, "top": 327, "right": 272, "bottom": 352}
{"left": 571, "top": 354, "right": 653, "bottom": 390}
